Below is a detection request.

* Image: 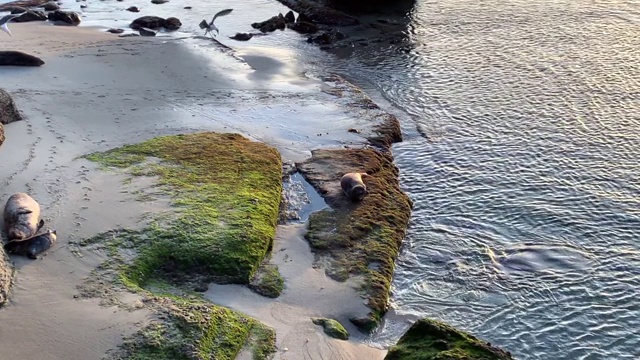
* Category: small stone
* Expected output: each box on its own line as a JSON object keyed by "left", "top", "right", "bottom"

{"left": 126, "top": 6, "right": 139, "bottom": 12}
{"left": 151, "top": 0, "right": 168, "bottom": 3}
{"left": 230, "top": 32, "right": 253, "bottom": 41}
{"left": 348, "top": 128, "right": 360, "bottom": 133}
{"left": 183, "top": 6, "right": 191, "bottom": 9}
{"left": 107, "top": 28, "right": 124, "bottom": 34}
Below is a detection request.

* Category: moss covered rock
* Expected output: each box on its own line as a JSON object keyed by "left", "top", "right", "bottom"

{"left": 311, "top": 317, "right": 349, "bottom": 340}
{"left": 107, "top": 295, "right": 276, "bottom": 360}
{"left": 85, "top": 132, "right": 282, "bottom": 287}
{"left": 249, "top": 263, "right": 285, "bottom": 298}
{"left": 297, "top": 148, "right": 412, "bottom": 331}
{"left": 385, "top": 318, "right": 514, "bottom": 360}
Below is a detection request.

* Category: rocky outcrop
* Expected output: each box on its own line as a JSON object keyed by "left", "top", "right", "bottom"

{"left": 0, "top": 51, "right": 45, "bottom": 67}
{"left": 385, "top": 318, "right": 514, "bottom": 360}
{"left": 251, "top": 14, "right": 286, "bottom": 33}
{"left": 288, "top": 21, "right": 319, "bottom": 34}
{"left": 311, "top": 318, "right": 349, "bottom": 340}
{"left": 0, "top": 249, "right": 12, "bottom": 307}
{"left": 47, "top": 10, "right": 81, "bottom": 26}
{"left": 0, "top": 0, "right": 48, "bottom": 12}
{"left": 0, "top": 89, "right": 23, "bottom": 125}
{"left": 13, "top": 10, "right": 47, "bottom": 22}
{"left": 130, "top": 16, "right": 181, "bottom": 31}
{"left": 276, "top": 0, "right": 358, "bottom": 26}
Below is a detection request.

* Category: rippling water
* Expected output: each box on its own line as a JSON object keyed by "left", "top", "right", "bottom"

{"left": 329, "top": 0, "right": 640, "bottom": 359}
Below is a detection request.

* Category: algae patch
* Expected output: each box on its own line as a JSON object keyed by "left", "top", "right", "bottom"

{"left": 249, "top": 263, "right": 285, "bottom": 298}
{"left": 385, "top": 318, "right": 514, "bottom": 360}
{"left": 297, "top": 148, "right": 412, "bottom": 331}
{"left": 311, "top": 317, "right": 349, "bottom": 340}
{"left": 84, "top": 132, "right": 283, "bottom": 287}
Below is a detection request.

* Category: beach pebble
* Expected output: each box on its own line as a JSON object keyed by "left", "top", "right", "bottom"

{"left": 126, "top": 6, "right": 139, "bottom": 12}
{"left": 183, "top": 6, "right": 191, "bottom": 9}
{"left": 150, "top": 0, "right": 168, "bottom": 3}
{"left": 106, "top": 28, "right": 124, "bottom": 34}
{"left": 230, "top": 33, "right": 253, "bottom": 41}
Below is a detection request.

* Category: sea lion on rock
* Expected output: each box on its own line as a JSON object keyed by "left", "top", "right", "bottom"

{"left": 4, "top": 229, "right": 56, "bottom": 259}
{"left": 340, "top": 172, "right": 370, "bottom": 202}
{"left": 3, "top": 193, "right": 44, "bottom": 240}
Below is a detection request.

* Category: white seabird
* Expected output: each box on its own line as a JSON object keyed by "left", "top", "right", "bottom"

{"left": 199, "top": 8, "right": 233, "bottom": 39}
{"left": 0, "top": 14, "right": 21, "bottom": 37}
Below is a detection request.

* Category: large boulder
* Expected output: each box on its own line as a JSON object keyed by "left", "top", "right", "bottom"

{"left": 0, "top": 89, "right": 23, "bottom": 125}
{"left": 130, "top": 15, "right": 165, "bottom": 30}
{"left": 13, "top": 10, "right": 48, "bottom": 22}
{"left": 0, "top": 51, "right": 45, "bottom": 67}
{"left": 47, "top": 10, "right": 81, "bottom": 25}
{"left": 276, "top": 0, "right": 358, "bottom": 26}
{"left": 385, "top": 318, "right": 514, "bottom": 360}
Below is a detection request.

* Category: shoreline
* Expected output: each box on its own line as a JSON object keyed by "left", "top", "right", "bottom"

{"left": 0, "top": 21, "right": 398, "bottom": 359}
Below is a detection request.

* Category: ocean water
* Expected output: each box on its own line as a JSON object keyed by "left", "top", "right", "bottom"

{"left": 3, "top": 0, "right": 639, "bottom": 359}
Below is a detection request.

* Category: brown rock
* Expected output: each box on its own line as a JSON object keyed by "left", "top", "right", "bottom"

{"left": 0, "top": 89, "right": 23, "bottom": 125}
{"left": 130, "top": 15, "right": 164, "bottom": 30}
{"left": 13, "top": 10, "right": 47, "bottom": 22}
{"left": 47, "top": 10, "right": 81, "bottom": 25}
{"left": 163, "top": 17, "right": 181, "bottom": 30}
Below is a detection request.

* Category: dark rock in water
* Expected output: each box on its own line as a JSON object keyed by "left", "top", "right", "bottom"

{"left": 296, "top": 12, "right": 312, "bottom": 24}
{"left": 287, "top": 21, "right": 318, "bottom": 34}
{"left": 40, "top": 2, "right": 59, "bottom": 11}
{"left": 80, "top": 4, "right": 86, "bottom": 8}
{"left": 130, "top": 15, "right": 164, "bottom": 30}
{"left": 126, "top": 6, "right": 139, "bottom": 12}
{"left": 251, "top": 13, "right": 286, "bottom": 33}
{"left": 276, "top": 0, "right": 359, "bottom": 26}
{"left": 139, "top": 27, "right": 157, "bottom": 36}
{"left": 164, "top": 17, "right": 181, "bottom": 30}
{"left": 307, "top": 30, "right": 345, "bottom": 45}
{"left": 183, "top": 6, "right": 191, "bottom": 9}
{"left": 0, "top": 88, "right": 24, "bottom": 125}
{"left": 9, "top": 7, "right": 28, "bottom": 14}
{"left": 106, "top": 28, "right": 124, "bottom": 34}
{"left": 229, "top": 32, "right": 253, "bottom": 41}
{"left": 47, "top": 10, "right": 81, "bottom": 25}
{"left": 0, "top": 51, "right": 45, "bottom": 67}
{"left": 119, "top": 33, "right": 140, "bottom": 37}
{"left": 384, "top": 318, "right": 514, "bottom": 360}
{"left": 150, "top": 0, "right": 168, "bottom": 3}
{"left": 284, "top": 10, "right": 295, "bottom": 23}
{"left": 13, "top": 10, "right": 47, "bottom": 22}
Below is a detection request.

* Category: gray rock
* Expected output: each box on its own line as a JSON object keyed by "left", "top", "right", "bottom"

{"left": 0, "top": 89, "right": 23, "bottom": 125}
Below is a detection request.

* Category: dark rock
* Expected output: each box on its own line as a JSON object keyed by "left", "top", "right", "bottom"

{"left": 126, "top": 6, "right": 139, "bottom": 12}
{"left": 251, "top": 13, "right": 286, "bottom": 33}
{"left": 307, "top": 30, "right": 345, "bottom": 45}
{"left": 0, "top": 51, "right": 45, "bottom": 67}
{"left": 163, "top": 16, "right": 181, "bottom": 30}
{"left": 183, "top": 6, "right": 191, "bottom": 9}
{"left": 0, "top": 0, "right": 49, "bottom": 12}
{"left": 287, "top": 21, "right": 318, "bottom": 34}
{"left": 0, "top": 89, "right": 24, "bottom": 125}
{"left": 80, "top": 4, "right": 86, "bottom": 8}
{"left": 130, "top": 15, "right": 164, "bottom": 30}
{"left": 139, "top": 27, "right": 156, "bottom": 36}
{"left": 106, "top": 28, "right": 124, "bottom": 34}
{"left": 13, "top": 10, "right": 47, "bottom": 22}
{"left": 296, "top": 12, "right": 312, "bottom": 23}
{"left": 385, "top": 318, "right": 514, "bottom": 360}
{"left": 40, "top": 2, "right": 60, "bottom": 11}
{"left": 284, "top": 10, "right": 295, "bottom": 23}
{"left": 119, "top": 33, "right": 140, "bottom": 37}
{"left": 229, "top": 32, "right": 253, "bottom": 41}
{"left": 276, "top": 0, "right": 359, "bottom": 26}
{"left": 150, "top": 0, "right": 168, "bottom": 3}
{"left": 9, "top": 7, "right": 28, "bottom": 14}
{"left": 47, "top": 10, "right": 81, "bottom": 25}
{"left": 347, "top": 128, "right": 360, "bottom": 134}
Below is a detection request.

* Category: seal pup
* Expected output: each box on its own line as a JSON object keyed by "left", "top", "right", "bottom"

{"left": 4, "top": 229, "right": 57, "bottom": 259}
{"left": 3, "top": 192, "right": 44, "bottom": 241}
{"left": 340, "top": 172, "right": 370, "bottom": 202}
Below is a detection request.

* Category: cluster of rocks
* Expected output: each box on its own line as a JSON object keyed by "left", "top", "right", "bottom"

{"left": 106, "top": 15, "right": 181, "bottom": 37}
{"left": 1, "top": 0, "right": 82, "bottom": 26}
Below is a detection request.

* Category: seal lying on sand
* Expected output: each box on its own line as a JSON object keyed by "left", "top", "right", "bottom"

{"left": 341, "top": 172, "right": 370, "bottom": 202}
{"left": 3, "top": 192, "right": 44, "bottom": 240}
{"left": 4, "top": 229, "right": 57, "bottom": 259}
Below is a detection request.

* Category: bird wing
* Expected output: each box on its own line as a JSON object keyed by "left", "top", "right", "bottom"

{"left": 0, "top": 14, "right": 20, "bottom": 26}
{"left": 211, "top": 9, "right": 233, "bottom": 24}
{"left": 198, "top": 19, "right": 209, "bottom": 29}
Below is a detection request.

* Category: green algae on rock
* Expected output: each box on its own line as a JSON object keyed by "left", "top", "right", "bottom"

{"left": 297, "top": 148, "right": 412, "bottom": 332}
{"left": 385, "top": 318, "right": 514, "bottom": 360}
{"left": 84, "top": 132, "right": 283, "bottom": 287}
{"left": 249, "top": 263, "right": 285, "bottom": 298}
{"left": 106, "top": 295, "right": 276, "bottom": 360}
{"left": 311, "top": 317, "right": 349, "bottom": 340}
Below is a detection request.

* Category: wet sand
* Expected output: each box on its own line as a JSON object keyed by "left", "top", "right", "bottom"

{"left": 0, "top": 22, "right": 386, "bottom": 359}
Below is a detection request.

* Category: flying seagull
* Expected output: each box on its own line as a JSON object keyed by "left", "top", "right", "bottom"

{"left": 1, "top": 14, "right": 21, "bottom": 37}
{"left": 199, "top": 9, "right": 233, "bottom": 39}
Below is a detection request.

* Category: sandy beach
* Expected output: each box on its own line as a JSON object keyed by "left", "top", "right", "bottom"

{"left": 0, "top": 21, "right": 388, "bottom": 359}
